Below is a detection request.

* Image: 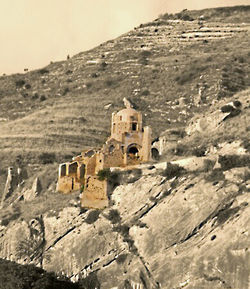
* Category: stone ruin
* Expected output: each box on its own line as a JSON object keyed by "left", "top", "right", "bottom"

{"left": 57, "top": 100, "right": 152, "bottom": 209}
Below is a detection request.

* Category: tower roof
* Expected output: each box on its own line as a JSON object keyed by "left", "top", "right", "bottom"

{"left": 116, "top": 107, "right": 139, "bottom": 118}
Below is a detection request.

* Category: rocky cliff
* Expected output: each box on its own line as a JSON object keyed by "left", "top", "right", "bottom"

{"left": 0, "top": 150, "right": 249, "bottom": 288}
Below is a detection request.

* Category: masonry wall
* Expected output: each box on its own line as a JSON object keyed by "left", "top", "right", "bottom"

{"left": 81, "top": 176, "right": 109, "bottom": 209}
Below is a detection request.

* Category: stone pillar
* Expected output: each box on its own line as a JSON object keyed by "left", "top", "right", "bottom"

{"left": 1, "top": 167, "right": 18, "bottom": 208}
{"left": 142, "top": 126, "right": 152, "bottom": 162}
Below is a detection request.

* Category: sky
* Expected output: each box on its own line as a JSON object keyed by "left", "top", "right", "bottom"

{"left": 0, "top": 0, "right": 249, "bottom": 75}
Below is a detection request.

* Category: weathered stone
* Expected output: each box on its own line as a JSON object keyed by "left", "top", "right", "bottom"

{"left": 23, "top": 177, "right": 42, "bottom": 201}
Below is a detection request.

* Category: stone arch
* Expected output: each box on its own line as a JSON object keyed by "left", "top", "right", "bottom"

{"left": 151, "top": 148, "right": 160, "bottom": 160}
{"left": 127, "top": 143, "right": 141, "bottom": 160}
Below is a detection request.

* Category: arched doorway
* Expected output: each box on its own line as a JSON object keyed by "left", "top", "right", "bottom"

{"left": 128, "top": 146, "right": 139, "bottom": 155}
{"left": 151, "top": 148, "right": 160, "bottom": 160}
{"left": 126, "top": 144, "right": 140, "bottom": 163}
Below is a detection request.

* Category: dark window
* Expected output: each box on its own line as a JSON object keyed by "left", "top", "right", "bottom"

{"left": 132, "top": 122, "right": 137, "bottom": 131}
{"left": 151, "top": 148, "right": 160, "bottom": 160}
{"left": 60, "top": 164, "right": 66, "bottom": 177}
{"left": 109, "top": 145, "right": 115, "bottom": 153}
{"left": 128, "top": 146, "right": 139, "bottom": 155}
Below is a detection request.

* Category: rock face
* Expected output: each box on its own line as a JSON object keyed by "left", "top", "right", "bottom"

{"left": 23, "top": 177, "right": 42, "bottom": 201}
{"left": 0, "top": 162, "right": 249, "bottom": 288}
{"left": 186, "top": 100, "right": 244, "bottom": 136}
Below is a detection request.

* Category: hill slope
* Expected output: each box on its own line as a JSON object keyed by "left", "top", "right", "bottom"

{"left": 0, "top": 6, "right": 250, "bottom": 182}
{"left": 0, "top": 5, "right": 250, "bottom": 289}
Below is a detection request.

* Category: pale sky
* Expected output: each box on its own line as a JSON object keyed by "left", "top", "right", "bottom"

{"left": 0, "top": 0, "right": 249, "bottom": 75}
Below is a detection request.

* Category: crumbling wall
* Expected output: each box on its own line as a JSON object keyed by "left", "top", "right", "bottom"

{"left": 81, "top": 176, "right": 109, "bottom": 209}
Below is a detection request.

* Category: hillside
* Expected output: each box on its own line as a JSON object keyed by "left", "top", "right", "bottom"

{"left": 0, "top": 5, "right": 250, "bottom": 289}
{"left": 0, "top": 6, "right": 250, "bottom": 184}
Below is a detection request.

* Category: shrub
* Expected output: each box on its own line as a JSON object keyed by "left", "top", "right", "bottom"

{"left": 191, "top": 146, "right": 206, "bottom": 157}
{"left": 97, "top": 168, "right": 111, "bottom": 181}
{"left": 0, "top": 258, "right": 80, "bottom": 289}
{"left": 105, "top": 209, "right": 121, "bottom": 224}
{"left": 140, "top": 50, "right": 151, "bottom": 58}
{"left": 205, "top": 168, "right": 225, "bottom": 182}
{"left": 40, "top": 95, "right": 46, "bottom": 101}
{"left": 38, "top": 68, "right": 49, "bottom": 74}
{"left": 161, "top": 163, "right": 185, "bottom": 179}
{"left": 86, "top": 82, "right": 92, "bottom": 89}
{"left": 38, "top": 152, "right": 56, "bottom": 164}
{"left": 113, "top": 224, "right": 130, "bottom": 237}
{"left": 141, "top": 89, "right": 150, "bottom": 96}
{"left": 78, "top": 272, "right": 100, "bottom": 289}
{"left": 105, "top": 79, "right": 115, "bottom": 87}
{"left": 173, "top": 143, "right": 187, "bottom": 156}
{"left": 1, "top": 209, "right": 20, "bottom": 226}
{"left": 97, "top": 169, "right": 119, "bottom": 186}
{"left": 175, "top": 64, "right": 207, "bottom": 85}
{"left": 221, "top": 104, "right": 235, "bottom": 113}
{"left": 99, "top": 61, "right": 107, "bottom": 71}
{"left": 15, "top": 79, "right": 25, "bottom": 88}
{"left": 218, "top": 155, "right": 250, "bottom": 170}
{"left": 32, "top": 92, "right": 39, "bottom": 100}
{"left": 25, "top": 83, "right": 31, "bottom": 89}
{"left": 84, "top": 210, "right": 100, "bottom": 224}
{"left": 62, "top": 87, "right": 70, "bottom": 96}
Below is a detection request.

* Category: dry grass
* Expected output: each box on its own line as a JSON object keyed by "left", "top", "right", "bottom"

{"left": 0, "top": 6, "right": 249, "bottom": 194}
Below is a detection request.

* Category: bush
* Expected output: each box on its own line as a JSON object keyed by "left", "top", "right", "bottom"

{"left": 40, "top": 95, "right": 46, "bottom": 101}
{"left": 141, "top": 89, "right": 150, "bottom": 96}
{"left": 99, "top": 61, "right": 107, "bottom": 71}
{"left": 97, "top": 168, "right": 111, "bottom": 181}
{"left": 105, "top": 209, "right": 121, "bottom": 224}
{"left": 0, "top": 258, "right": 80, "bottom": 289}
{"left": 38, "top": 68, "right": 49, "bottom": 74}
{"left": 25, "top": 83, "right": 31, "bottom": 89}
{"left": 161, "top": 163, "right": 185, "bottom": 179}
{"left": 175, "top": 64, "right": 207, "bottom": 85}
{"left": 104, "top": 79, "right": 115, "bottom": 87}
{"left": 191, "top": 146, "right": 206, "bottom": 157}
{"left": 62, "top": 87, "right": 70, "bottom": 96}
{"left": 218, "top": 154, "right": 250, "bottom": 170}
{"left": 140, "top": 50, "right": 151, "bottom": 58}
{"left": 38, "top": 152, "right": 56, "bottom": 164}
{"left": 78, "top": 272, "right": 100, "bottom": 289}
{"left": 205, "top": 169, "right": 225, "bottom": 183}
{"left": 86, "top": 82, "right": 92, "bottom": 89}
{"left": 84, "top": 210, "right": 100, "bottom": 224}
{"left": 15, "top": 79, "right": 25, "bottom": 88}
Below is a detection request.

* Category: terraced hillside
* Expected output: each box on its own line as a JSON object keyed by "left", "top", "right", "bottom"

{"left": 0, "top": 7, "right": 249, "bottom": 185}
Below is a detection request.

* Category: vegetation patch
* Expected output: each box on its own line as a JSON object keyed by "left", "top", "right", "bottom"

{"left": 84, "top": 210, "right": 100, "bottom": 224}
{"left": 15, "top": 79, "right": 26, "bottom": 88}
{"left": 0, "top": 258, "right": 80, "bottom": 289}
{"left": 38, "top": 152, "right": 56, "bottom": 164}
{"left": 104, "top": 209, "right": 121, "bottom": 224}
{"left": 175, "top": 63, "right": 208, "bottom": 85}
{"left": 161, "top": 163, "right": 185, "bottom": 179}
{"left": 218, "top": 154, "right": 250, "bottom": 170}
{"left": 205, "top": 168, "right": 225, "bottom": 183}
